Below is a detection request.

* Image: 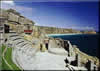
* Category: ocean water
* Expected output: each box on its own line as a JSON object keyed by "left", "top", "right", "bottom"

{"left": 48, "top": 34, "right": 99, "bottom": 57}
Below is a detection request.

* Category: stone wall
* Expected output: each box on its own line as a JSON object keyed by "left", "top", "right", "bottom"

{"left": 0, "top": 9, "right": 35, "bottom": 25}
{"left": 8, "top": 12, "right": 19, "bottom": 22}
{"left": 0, "top": 9, "right": 35, "bottom": 34}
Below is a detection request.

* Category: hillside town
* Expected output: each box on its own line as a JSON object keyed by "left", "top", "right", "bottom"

{"left": 0, "top": 9, "right": 99, "bottom": 70}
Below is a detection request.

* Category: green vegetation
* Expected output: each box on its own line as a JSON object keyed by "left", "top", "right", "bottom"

{"left": 0, "top": 45, "right": 21, "bottom": 70}
{"left": 0, "top": 45, "right": 2, "bottom": 70}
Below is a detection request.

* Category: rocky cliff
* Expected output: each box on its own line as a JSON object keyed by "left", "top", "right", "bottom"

{"left": 36, "top": 26, "right": 82, "bottom": 34}
{"left": 82, "top": 30, "right": 97, "bottom": 34}
{"left": 36, "top": 26, "right": 97, "bottom": 34}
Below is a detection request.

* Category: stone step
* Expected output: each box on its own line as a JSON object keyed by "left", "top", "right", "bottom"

{"left": 18, "top": 44, "right": 31, "bottom": 53}
{"left": 23, "top": 44, "right": 31, "bottom": 49}
{"left": 12, "top": 37, "right": 22, "bottom": 41}
{"left": 10, "top": 36, "right": 22, "bottom": 40}
{"left": 9, "top": 36, "right": 23, "bottom": 41}
{"left": 10, "top": 34, "right": 19, "bottom": 37}
{"left": 12, "top": 39, "right": 24, "bottom": 43}
{"left": 21, "top": 43, "right": 28, "bottom": 47}
{"left": 16, "top": 41, "right": 24, "bottom": 45}
{"left": 16, "top": 41, "right": 30, "bottom": 48}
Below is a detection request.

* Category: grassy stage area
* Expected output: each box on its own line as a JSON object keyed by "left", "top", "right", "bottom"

{"left": 0, "top": 45, "right": 21, "bottom": 70}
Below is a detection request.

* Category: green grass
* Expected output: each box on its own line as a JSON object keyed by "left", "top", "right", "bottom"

{"left": 0, "top": 45, "right": 21, "bottom": 70}
{"left": 0, "top": 45, "right": 2, "bottom": 70}
{"left": 1, "top": 58, "right": 11, "bottom": 70}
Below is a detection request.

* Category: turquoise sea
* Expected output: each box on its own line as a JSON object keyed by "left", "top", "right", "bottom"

{"left": 48, "top": 34, "right": 99, "bottom": 58}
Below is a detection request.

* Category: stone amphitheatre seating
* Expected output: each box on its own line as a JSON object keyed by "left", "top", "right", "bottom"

{"left": 8, "top": 33, "right": 32, "bottom": 50}
{"left": 8, "top": 32, "right": 38, "bottom": 56}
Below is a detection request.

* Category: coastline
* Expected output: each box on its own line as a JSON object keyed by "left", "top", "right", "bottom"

{"left": 46, "top": 33, "right": 97, "bottom": 37}
{"left": 46, "top": 33, "right": 82, "bottom": 37}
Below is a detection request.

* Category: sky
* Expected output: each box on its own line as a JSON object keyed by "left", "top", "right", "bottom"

{"left": 1, "top": 0, "right": 99, "bottom": 31}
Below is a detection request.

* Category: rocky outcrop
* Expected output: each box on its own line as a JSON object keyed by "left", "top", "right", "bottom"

{"left": 73, "top": 46, "right": 100, "bottom": 67}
